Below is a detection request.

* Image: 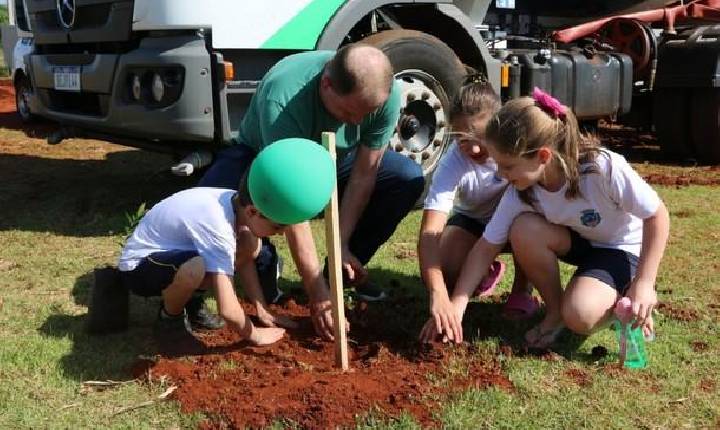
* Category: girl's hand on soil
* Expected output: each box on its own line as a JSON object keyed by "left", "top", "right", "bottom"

{"left": 247, "top": 326, "right": 286, "bottom": 346}
{"left": 257, "top": 306, "right": 299, "bottom": 329}
{"left": 625, "top": 279, "right": 657, "bottom": 332}
{"left": 419, "top": 289, "right": 463, "bottom": 344}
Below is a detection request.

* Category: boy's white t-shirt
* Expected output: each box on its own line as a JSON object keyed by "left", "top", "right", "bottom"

{"left": 423, "top": 142, "right": 508, "bottom": 223}
{"left": 483, "top": 150, "right": 660, "bottom": 256}
{"left": 118, "top": 187, "right": 237, "bottom": 275}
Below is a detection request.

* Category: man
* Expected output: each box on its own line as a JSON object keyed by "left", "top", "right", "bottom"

{"left": 199, "top": 43, "right": 424, "bottom": 340}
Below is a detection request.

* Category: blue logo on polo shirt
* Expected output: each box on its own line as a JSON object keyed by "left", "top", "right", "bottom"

{"left": 580, "top": 209, "right": 601, "bottom": 227}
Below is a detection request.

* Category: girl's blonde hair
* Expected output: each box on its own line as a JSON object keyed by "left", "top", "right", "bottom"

{"left": 485, "top": 96, "right": 602, "bottom": 204}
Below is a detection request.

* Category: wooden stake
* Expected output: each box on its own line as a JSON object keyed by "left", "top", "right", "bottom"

{"left": 322, "top": 131, "right": 349, "bottom": 370}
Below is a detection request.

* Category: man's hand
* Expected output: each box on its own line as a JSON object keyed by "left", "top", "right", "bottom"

{"left": 309, "top": 297, "right": 351, "bottom": 341}
{"left": 310, "top": 298, "right": 335, "bottom": 341}
{"left": 256, "top": 305, "right": 299, "bottom": 329}
{"left": 419, "top": 289, "right": 463, "bottom": 344}
{"left": 341, "top": 246, "right": 368, "bottom": 286}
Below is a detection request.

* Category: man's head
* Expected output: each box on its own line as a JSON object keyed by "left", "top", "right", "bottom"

{"left": 320, "top": 44, "right": 394, "bottom": 125}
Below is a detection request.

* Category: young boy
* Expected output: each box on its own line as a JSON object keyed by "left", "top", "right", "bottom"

{"left": 118, "top": 172, "right": 298, "bottom": 347}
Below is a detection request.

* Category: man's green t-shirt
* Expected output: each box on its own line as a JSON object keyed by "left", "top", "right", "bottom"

{"left": 236, "top": 51, "right": 401, "bottom": 158}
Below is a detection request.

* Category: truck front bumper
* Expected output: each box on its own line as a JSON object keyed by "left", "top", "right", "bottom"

{"left": 27, "top": 34, "right": 216, "bottom": 144}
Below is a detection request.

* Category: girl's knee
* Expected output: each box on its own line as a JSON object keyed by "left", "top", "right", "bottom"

{"left": 509, "top": 213, "right": 549, "bottom": 246}
{"left": 561, "top": 302, "right": 595, "bottom": 335}
{"left": 561, "top": 290, "right": 615, "bottom": 335}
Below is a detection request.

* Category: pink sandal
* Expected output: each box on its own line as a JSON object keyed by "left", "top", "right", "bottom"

{"left": 502, "top": 292, "right": 540, "bottom": 321}
{"left": 474, "top": 260, "right": 506, "bottom": 297}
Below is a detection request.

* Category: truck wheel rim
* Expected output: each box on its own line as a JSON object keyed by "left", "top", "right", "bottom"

{"left": 389, "top": 69, "right": 448, "bottom": 175}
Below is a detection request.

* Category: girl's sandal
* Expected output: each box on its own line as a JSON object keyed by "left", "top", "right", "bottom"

{"left": 502, "top": 292, "right": 540, "bottom": 321}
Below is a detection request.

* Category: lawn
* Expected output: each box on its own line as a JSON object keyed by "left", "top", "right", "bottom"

{"left": 0, "top": 125, "right": 718, "bottom": 428}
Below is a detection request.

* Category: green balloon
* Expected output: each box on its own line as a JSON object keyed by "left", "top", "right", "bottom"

{"left": 249, "top": 138, "right": 336, "bottom": 225}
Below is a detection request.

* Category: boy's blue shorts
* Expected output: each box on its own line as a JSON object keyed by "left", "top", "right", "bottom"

{"left": 120, "top": 250, "right": 200, "bottom": 297}
{"left": 560, "top": 230, "right": 639, "bottom": 294}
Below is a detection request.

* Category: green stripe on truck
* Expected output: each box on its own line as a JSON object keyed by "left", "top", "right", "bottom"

{"left": 261, "top": 0, "right": 345, "bottom": 49}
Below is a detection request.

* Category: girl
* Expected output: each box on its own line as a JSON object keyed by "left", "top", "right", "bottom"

{"left": 418, "top": 75, "right": 536, "bottom": 344}
{"left": 423, "top": 88, "right": 669, "bottom": 348}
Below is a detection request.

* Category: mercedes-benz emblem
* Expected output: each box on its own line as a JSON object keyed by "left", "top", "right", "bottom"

{"left": 56, "top": 0, "right": 76, "bottom": 30}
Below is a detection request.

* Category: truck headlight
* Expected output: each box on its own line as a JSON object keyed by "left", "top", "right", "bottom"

{"left": 151, "top": 73, "right": 165, "bottom": 103}
{"left": 131, "top": 74, "right": 142, "bottom": 101}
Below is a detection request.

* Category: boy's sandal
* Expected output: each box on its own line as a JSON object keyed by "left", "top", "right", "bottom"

{"left": 502, "top": 292, "right": 541, "bottom": 321}
{"left": 474, "top": 260, "right": 506, "bottom": 297}
{"left": 525, "top": 324, "right": 565, "bottom": 350}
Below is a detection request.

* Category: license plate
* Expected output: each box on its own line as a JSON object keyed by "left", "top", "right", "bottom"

{"left": 53, "top": 66, "right": 81, "bottom": 91}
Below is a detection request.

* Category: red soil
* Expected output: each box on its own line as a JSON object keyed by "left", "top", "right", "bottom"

{"left": 135, "top": 299, "right": 513, "bottom": 429}
{"left": 657, "top": 302, "right": 700, "bottom": 322}
{"left": 564, "top": 368, "right": 592, "bottom": 387}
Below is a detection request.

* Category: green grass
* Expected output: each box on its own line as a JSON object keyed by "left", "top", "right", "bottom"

{"left": 0, "top": 136, "right": 719, "bottom": 429}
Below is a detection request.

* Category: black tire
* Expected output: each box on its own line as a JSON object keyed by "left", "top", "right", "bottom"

{"left": 14, "top": 74, "right": 35, "bottom": 124}
{"left": 653, "top": 88, "right": 694, "bottom": 160}
{"left": 690, "top": 88, "right": 720, "bottom": 164}
{"left": 361, "top": 30, "right": 466, "bottom": 179}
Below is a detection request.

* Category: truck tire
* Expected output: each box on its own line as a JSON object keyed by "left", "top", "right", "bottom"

{"left": 653, "top": 88, "right": 694, "bottom": 160}
{"left": 690, "top": 88, "right": 720, "bottom": 164}
{"left": 361, "top": 30, "right": 466, "bottom": 178}
{"left": 14, "top": 74, "right": 35, "bottom": 124}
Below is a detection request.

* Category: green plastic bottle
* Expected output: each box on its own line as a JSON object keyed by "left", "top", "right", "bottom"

{"left": 614, "top": 297, "right": 647, "bottom": 369}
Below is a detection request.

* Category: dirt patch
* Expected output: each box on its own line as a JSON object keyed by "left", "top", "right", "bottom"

{"left": 137, "top": 299, "right": 513, "bottom": 429}
{"left": 564, "top": 368, "right": 592, "bottom": 387}
{"left": 671, "top": 209, "right": 694, "bottom": 219}
{"left": 699, "top": 378, "right": 716, "bottom": 393}
{"left": 690, "top": 341, "right": 709, "bottom": 353}
{"left": 657, "top": 302, "right": 700, "bottom": 322}
{"left": 597, "top": 124, "right": 720, "bottom": 186}
{"left": 643, "top": 173, "right": 720, "bottom": 187}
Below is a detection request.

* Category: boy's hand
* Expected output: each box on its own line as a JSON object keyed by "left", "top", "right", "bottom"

{"left": 257, "top": 307, "right": 299, "bottom": 329}
{"left": 247, "top": 326, "right": 286, "bottom": 346}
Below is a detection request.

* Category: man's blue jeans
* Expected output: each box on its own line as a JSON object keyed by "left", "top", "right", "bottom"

{"left": 198, "top": 144, "right": 424, "bottom": 290}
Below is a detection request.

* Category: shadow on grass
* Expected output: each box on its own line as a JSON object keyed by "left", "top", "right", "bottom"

{"left": 0, "top": 149, "right": 198, "bottom": 236}
{"left": 37, "top": 269, "right": 162, "bottom": 381}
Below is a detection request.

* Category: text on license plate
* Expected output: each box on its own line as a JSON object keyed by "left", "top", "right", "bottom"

{"left": 53, "top": 67, "right": 81, "bottom": 92}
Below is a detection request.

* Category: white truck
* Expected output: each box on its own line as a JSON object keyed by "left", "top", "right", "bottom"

{"left": 2, "top": 0, "right": 35, "bottom": 123}
{"left": 6, "top": 0, "right": 719, "bottom": 172}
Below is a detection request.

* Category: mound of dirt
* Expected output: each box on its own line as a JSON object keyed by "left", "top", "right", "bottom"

{"left": 135, "top": 299, "right": 512, "bottom": 429}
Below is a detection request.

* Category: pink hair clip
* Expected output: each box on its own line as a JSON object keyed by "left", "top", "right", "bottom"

{"left": 532, "top": 87, "right": 567, "bottom": 120}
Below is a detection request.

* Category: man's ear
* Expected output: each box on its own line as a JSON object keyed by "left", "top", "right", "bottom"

{"left": 320, "top": 74, "right": 333, "bottom": 91}
{"left": 537, "top": 146, "right": 553, "bottom": 164}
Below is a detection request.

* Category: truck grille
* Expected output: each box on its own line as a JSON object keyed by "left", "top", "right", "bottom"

{"left": 27, "top": 0, "right": 134, "bottom": 45}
